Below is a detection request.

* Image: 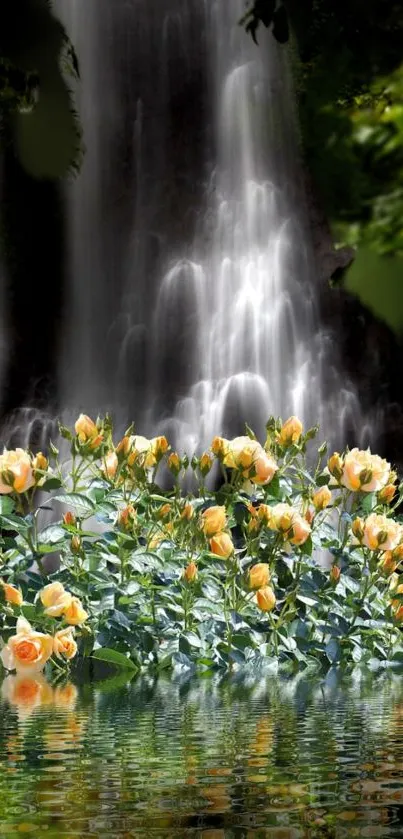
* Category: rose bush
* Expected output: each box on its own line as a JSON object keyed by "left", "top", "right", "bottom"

{"left": 0, "top": 413, "right": 403, "bottom": 675}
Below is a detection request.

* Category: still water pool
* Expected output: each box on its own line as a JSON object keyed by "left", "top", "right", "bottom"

{"left": 1, "top": 669, "right": 403, "bottom": 837}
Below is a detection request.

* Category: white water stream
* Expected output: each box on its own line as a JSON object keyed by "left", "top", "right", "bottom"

{"left": 55, "top": 0, "right": 370, "bottom": 453}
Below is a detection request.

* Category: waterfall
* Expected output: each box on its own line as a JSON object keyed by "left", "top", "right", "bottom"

{"left": 54, "top": 0, "right": 370, "bottom": 453}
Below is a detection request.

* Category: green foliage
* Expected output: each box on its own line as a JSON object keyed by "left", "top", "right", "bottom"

{"left": 0, "top": 415, "right": 403, "bottom": 676}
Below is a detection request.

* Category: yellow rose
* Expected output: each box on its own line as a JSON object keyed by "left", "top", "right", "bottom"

{"left": 102, "top": 450, "right": 118, "bottom": 479}
{"left": 201, "top": 505, "right": 227, "bottom": 536}
{"left": 71, "top": 535, "right": 81, "bottom": 554}
{"left": 74, "top": 414, "right": 98, "bottom": 442}
{"left": 278, "top": 416, "right": 303, "bottom": 446}
{"left": 289, "top": 514, "right": 311, "bottom": 546}
{"left": 199, "top": 452, "right": 213, "bottom": 475}
{"left": 32, "top": 452, "right": 48, "bottom": 472}
{"left": 2, "top": 582, "right": 23, "bottom": 607}
{"left": 341, "top": 448, "right": 390, "bottom": 493}
{"left": 251, "top": 452, "right": 278, "bottom": 486}
{"left": 249, "top": 563, "right": 270, "bottom": 589}
{"left": 40, "top": 582, "right": 72, "bottom": 617}
{"left": 312, "top": 486, "right": 332, "bottom": 511}
{"left": 359, "top": 513, "right": 402, "bottom": 551}
{"left": 256, "top": 586, "right": 276, "bottom": 612}
{"left": 1, "top": 617, "right": 53, "bottom": 673}
{"left": 0, "top": 448, "right": 35, "bottom": 494}
{"left": 53, "top": 628, "right": 77, "bottom": 660}
{"left": 167, "top": 452, "right": 181, "bottom": 474}
{"left": 150, "top": 436, "right": 169, "bottom": 460}
{"left": 116, "top": 435, "right": 132, "bottom": 457}
{"left": 327, "top": 452, "right": 344, "bottom": 480}
{"left": 262, "top": 503, "right": 311, "bottom": 546}
{"left": 220, "top": 437, "right": 277, "bottom": 486}
{"left": 63, "top": 597, "right": 88, "bottom": 626}
{"left": 2, "top": 673, "right": 53, "bottom": 720}
{"left": 209, "top": 532, "right": 234, "bottom": 558}
{"left": 183, "top": 562, "right": 198, "bottom": 582}
{"left": 128, "top": 435, "right": 156, "bottom": 468}
{"left": 211, "top": 436, "right": 230, "bottom": 461}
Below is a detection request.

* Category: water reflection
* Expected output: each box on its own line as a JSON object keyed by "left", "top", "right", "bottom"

{"left": 1, "top": 670, "right": 403, "bottom": 835}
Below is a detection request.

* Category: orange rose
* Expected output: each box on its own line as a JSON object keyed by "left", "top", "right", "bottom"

{"left": 209, "top": 532, "right": 234, "bottom": 558}
{"left": 63, "top": 597, "right": 88, "bottom": 626}
{"left": 380, "top": 551, "right": 398, "bottom": 575}
{"left": 117, "top": 505, "right": 137, "bottom": 531}
{"left": 53, "top": 628, "right": 77, "bottom": 660}
{"left": 201, "top": 505, "right": 227, "bottom": 537}
{"left": 278, "top": 416, "right": 303, "bottom": 446}
{"left": 2, "top": 582, "right": 23, "bottom": 607}
{"left": 1, "top": 618, "right": 53, "bottom": 673}
{"left": 183, "top": 562, "right": 198, "bottom": 582}
{"left": 249, "top": 563, "right": 270, "bottom": 589}
{"left": 378, "top": 484, "right": 396, "bottom": 504}
{"left": 181, "top": 503, "right": 194, "bottom": 520}
{"left": 63, "top": 511, "right": 76, "bottom": 526}
{"left": 256, "top": 587, "right": 276, "bottom": 612}
{"left": 0, "top": 448, "right": 35, "bottom": 494}
{"left": 330, "top": 565, "right": 341, "bottom": 583}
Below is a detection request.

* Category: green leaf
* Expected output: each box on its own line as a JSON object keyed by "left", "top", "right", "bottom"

{"left": 53, "top": 493, "right": 96, "bottom": 518}
{"left": 41, "top": 477, "right": 63, "bottom": 491}
{"left": 325, "top": 638, "right": 341, "bottom": 663}
{"left": 38, "top": 524, "right": 66, "bottom": 544}
{"left": 91, "top": 648, "right": 138, "bottom": 670}
{"left": 0, "top": 497, "right": 15, "bottom": 514}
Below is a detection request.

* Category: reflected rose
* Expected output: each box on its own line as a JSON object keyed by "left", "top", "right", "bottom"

{"left": 53, "top": 683, "right": 78, "bottom": 711}
{"left": 2, "top": 674, "right": 53, "bottom": 720}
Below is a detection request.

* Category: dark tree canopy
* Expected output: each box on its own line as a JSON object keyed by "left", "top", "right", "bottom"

{"left": 243, "top": 0, "right": 403, "bottom": 256}
{"left": 0, "top": 0, "right": 81, "bottom": 178}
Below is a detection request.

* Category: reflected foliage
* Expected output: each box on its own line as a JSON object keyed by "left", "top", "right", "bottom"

{"left": 2, "top": 671, "right": 403, "bottom": 834}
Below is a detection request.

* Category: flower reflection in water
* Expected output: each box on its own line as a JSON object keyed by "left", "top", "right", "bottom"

{"left": 1, "top": 673, "right": 403, "bottom": 835}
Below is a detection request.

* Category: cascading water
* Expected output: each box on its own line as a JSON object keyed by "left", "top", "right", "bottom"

{"left": 55, "top": 0, "right": 372, "bottom": 453}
